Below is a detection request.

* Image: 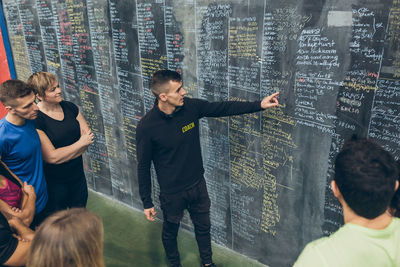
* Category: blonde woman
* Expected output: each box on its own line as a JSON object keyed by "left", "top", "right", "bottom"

{"left": 27, "top": 72, "right": 94, "bottom": 214}
{"left": 27, "top": 208, "right": 104, "bottom": 267}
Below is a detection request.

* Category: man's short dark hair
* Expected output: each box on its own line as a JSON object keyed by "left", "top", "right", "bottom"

{"left": 334, "top": 137, "right": 398, "bottom": 219}
{"left": 0, "top": 80, "right": 34, "bottom": 107}
{"left": 151, "top": 70, "right": 182, "bottom": 97}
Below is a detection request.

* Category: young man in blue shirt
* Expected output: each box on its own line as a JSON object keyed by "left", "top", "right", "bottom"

{"left": 0, "top": 80, "right": 48, "bottom": 227}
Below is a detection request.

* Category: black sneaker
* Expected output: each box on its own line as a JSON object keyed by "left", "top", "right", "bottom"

{"left": 202, "top": 263, "right": 216, "bottom": 267}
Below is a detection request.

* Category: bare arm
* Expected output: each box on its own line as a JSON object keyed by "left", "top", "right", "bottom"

{"left": 37, "top": 128, "right": 94, "bottom": 165}
{"left": 0, "top": 196, "right": 34, "bottom": 228}
{"left": 76, "top": 110, "right": 91, "bottom": 135}
{"left": 0, "top": 200, "right": 21, "bottom": 219}
{"left": 2, "top": 216, "right": 34, "bottom": 266}
{"left": 8, "top": 217, "right": 34, "bottom": 241}
{"left": 19, "top": 183, "right": 36, "bottom": 226}
{"left": 2, "top": 240, "right": 30, "bottom": 266}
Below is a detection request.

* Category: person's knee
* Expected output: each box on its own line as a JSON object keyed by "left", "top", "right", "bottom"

{"left": 195, "top": 222, "right": 211, "bottom": 234}
{"left": 162, "top": 221, "right": 180, "bottom": 239}
{"left": 192, "top": 214, "right": 211, "bottom": 234}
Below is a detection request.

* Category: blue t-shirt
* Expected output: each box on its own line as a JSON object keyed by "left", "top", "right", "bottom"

{"left": 0, "top": 118, "right": 48, "bottom": 213}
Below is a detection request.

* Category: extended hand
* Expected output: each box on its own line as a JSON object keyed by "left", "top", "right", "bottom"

{"left": 261, "top": 92, "right": 279, "bottom": 109}
{"left": 144, "top": 207, "right": 157, "bottom": 222}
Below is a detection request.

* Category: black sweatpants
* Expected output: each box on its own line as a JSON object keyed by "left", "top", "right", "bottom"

{"left": 160, "top": 178, "right": 212, "bottom": 267}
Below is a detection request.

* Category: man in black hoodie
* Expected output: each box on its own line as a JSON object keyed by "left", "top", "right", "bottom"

{"left": 136, "top": 70, "right": 279, "bottom": 267}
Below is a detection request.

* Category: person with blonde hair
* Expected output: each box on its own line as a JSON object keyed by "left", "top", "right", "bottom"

{"left": 27, "top": 72, "right": 94, "bottom": 214}
{"left": 27, "top": 208, "right": 104, "bottom": 267}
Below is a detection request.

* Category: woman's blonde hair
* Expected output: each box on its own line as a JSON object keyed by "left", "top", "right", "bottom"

{"left": 26, "top": 71, "right": 57, "bottom": 98}
{"left": 27, "top": 208, "right": 104, "bottom": 267}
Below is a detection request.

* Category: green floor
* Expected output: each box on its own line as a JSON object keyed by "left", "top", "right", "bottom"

{"left": 87, "top": 191, "right": 266, "bottom": 267}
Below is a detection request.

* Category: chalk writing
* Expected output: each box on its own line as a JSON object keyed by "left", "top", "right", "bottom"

{"left": 4, "top": 1, "right": 399, "bottom": 266}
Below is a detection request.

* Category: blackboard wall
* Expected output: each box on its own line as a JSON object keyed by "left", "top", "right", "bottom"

{"left": 2, "top": 0, "right": 400, "bottom": 266}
